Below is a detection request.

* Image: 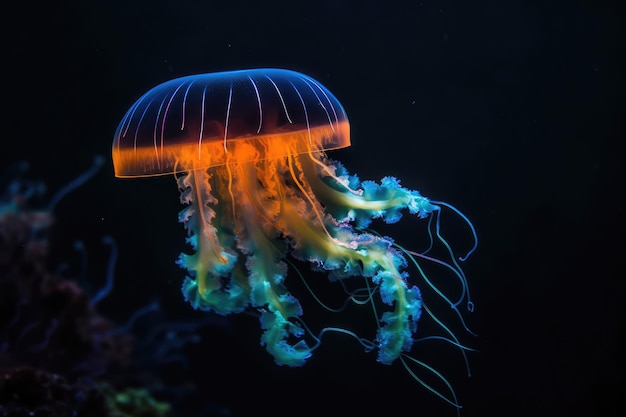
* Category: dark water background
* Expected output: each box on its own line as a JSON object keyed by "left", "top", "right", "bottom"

{"left": 2, "top": 1, "right": 624, "bottom": 416}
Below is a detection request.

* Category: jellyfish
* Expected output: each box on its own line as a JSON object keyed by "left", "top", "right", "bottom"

{"left": 112, "top": 68, "right": 476, "bottom": 404}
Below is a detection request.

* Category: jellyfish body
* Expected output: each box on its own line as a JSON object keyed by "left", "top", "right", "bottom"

{"left": 112, "top": 69, "right": 475, "bottom": 381}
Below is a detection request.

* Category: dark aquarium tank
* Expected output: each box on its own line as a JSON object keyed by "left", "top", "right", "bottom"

{"left": 2, "top": 1, "right": 623, "bottom": 417}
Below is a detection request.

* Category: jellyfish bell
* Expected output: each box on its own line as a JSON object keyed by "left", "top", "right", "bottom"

{"left": 112, "top": 68, "right": 350, "bottom": 177}
{"left": 112, "top": 68, "right": 477, "bottom": 408}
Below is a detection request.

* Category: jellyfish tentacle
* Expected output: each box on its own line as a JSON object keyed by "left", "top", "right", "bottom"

{"left": 229, "top": 155, "right": 313, "bottom": 366}
{"left": 400, "top": 353, "right": 463, "bottom": 410}
{"left": 429, "top": 200, "right": 479, "bottom": 261}
{"left": 177, "top": 169, "right": 248, "bottom": 315}
{"left": 300, "top": 153, "right": 437, "bottom": 228}
{"left": 273, "top": 154, "right": 423, "bottom": 364}
{"left": 369, "top": 255, "right": 423, "bottom": 365}
{"left": 286, "top": 154, "right": 344, "bottom": 248}
{"left": 247, "top": 239, "right": 311, "bottom": 366}
{"left": 173, "top": 144, "right": 465, "bottom": 371}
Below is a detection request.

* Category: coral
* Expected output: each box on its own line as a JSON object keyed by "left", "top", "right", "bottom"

{"left": 1, "top": 160, "right": 234, "bottom": 416}
{"left": 0, "top": 180, "right": 133, "bottom": 377}
{"left": 0, "top": 164, "right": 172, "bottom": 416}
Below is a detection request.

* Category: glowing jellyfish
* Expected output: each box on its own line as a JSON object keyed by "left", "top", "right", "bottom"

{"left": 112, "top": 68, "right": 477, "bottom": 406}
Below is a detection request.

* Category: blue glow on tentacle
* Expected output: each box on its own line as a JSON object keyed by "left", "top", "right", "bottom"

{"left": 430, "top": 200, "right": 479, "bottom": 262}
{"left": 259, "top": 310, "right": 312, "bottom": 367}
{"left": 402, "top": 245, "right": 477, "bottom": 337}
{"left": 400, "top": 353, "right": 463, "bottom": 413}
